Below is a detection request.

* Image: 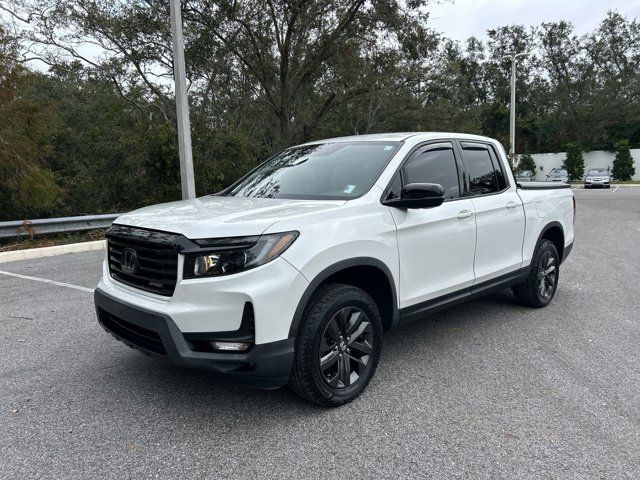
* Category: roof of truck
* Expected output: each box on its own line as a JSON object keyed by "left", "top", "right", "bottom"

{"left": 300, "top": 132, "right": 498, "bottom": 145}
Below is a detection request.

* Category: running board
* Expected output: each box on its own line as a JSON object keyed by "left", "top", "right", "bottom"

{"left": 399, "top": 267, "right": 530, "bottom": 326}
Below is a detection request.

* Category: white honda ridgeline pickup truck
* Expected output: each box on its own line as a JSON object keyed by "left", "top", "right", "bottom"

{"left": 95, "top": 132, "right": 575, "bottom": 406}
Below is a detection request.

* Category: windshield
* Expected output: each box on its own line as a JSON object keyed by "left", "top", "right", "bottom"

{"left": 588, "top": 169, "right": 608, "bottom": 175}
{"left": 551, "top": 169, "right": 568, "bottom": 176}
{"left": 226, "top": 141, "right": 401, "bottom": 199}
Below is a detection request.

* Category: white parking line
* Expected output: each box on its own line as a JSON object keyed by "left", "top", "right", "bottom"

{"left": 0, "top": 270, "right": 94, "bottom": 293}
{"left": 572, "top": 185, "right": 582, "bottom": 190}
{"left": 613, "top": 185, "right": 620, "bottom": 192}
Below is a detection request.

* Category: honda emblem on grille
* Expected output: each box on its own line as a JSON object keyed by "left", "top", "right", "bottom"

{"left": 122, "top": 248, "right": 139, "bottom": 275}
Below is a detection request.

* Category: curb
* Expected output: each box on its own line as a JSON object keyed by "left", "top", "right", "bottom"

{"left": 0, "top": 240, "right": 106, "bottom": 264}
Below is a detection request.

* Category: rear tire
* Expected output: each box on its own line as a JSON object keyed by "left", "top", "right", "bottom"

{"left": 289, "top": 283, "right": 383, "bottom": 407}
{"left": 513, "top": 239, "right": 560, "bottom": 308}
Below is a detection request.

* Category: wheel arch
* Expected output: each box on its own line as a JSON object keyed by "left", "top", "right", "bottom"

{"left": 536, "top": 221, "right": 565, "bottom": 263}
{"left": 288, "top": 258, "right": 399, "bottom": 339}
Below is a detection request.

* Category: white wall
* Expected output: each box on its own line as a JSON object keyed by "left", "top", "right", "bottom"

{"left": 519, "top": 149, "right": 640, "bottom": 181}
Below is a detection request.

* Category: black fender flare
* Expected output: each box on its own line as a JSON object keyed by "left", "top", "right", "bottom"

{"left": 532, "top": 221, "right": 567, "bottom": 263}
{"left": 287, "top": 257, "right": 400, "bottom": 339}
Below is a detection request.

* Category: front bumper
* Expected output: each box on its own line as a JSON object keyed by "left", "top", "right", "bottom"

{"left": 95, "top": 289, "right": 294, "bottom": 389}
{"left": 562, "top": 240, "right": 574, "bottom": 264}
{"left": 585, "top": 180, "right": 610, "bottom": 187}
{"left": 97, "top": 254, "right": 309, "bottom": 345}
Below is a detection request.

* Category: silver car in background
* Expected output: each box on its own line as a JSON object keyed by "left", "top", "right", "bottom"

{"left": 546, "top": 168, "right": 570, "bottom": 183}
{"left": 516, "top": 170, "right": 535, "bottom": 182}
{"left": 584, "top": 168, "right": 611, "bottom": 188}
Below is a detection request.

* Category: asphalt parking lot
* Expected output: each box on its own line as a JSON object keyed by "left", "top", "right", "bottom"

{"left": 1, "top": 186, "right": 639, "bottom": 479}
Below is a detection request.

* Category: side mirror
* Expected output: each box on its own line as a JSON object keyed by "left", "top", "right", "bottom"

{"left": 384, "top": 183, "right": 445, "bottom": 209}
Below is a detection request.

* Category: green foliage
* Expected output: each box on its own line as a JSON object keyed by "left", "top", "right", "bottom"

{"left": 0, "top": 27, "right": 61, "bottom": 220}
{"left": 518, "top": 153, "right": 537, "bottom": 175}
{"left": 612, "top": 140, "right": 636, "bottom": 181}
{"left": 193, "top": 129, "right": 262, "bottom": 195}
{"left": 562, "top": 142, "right": 585, "bottom": 181}
{"left": 36, "top": 66, "right": 182, "bottom": 215}
{"left": 481, "top": 102, "right": 510, "bottom": 142}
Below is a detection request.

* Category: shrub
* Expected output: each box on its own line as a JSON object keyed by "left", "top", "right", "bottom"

{"left": 562, "top": 142, "right": 585, "bottom": 181}
{"left": 612, "top": 140, "right": 635, "bottom": 181}
{"left": 517, "top": 152, "right": 537, "bottom": 175}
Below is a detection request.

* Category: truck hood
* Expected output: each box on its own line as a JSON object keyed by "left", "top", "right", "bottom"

{"left": 114, "top": 195, "right": 346, "bottom": 239}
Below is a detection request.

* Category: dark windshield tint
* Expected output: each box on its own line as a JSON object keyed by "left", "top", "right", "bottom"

{"left": 226, "top": 142, "right": 401, "bottom": 199}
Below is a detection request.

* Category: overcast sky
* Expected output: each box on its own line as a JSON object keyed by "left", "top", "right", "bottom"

{"left": 429, "top": 0, "right": 640, "bottom": 41}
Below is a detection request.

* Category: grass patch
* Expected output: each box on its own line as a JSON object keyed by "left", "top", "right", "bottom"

{"left": 0, "top": 229, "right": 105, "bottom": 252}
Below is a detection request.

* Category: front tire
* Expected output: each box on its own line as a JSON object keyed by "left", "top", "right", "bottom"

{"left": 289, "top": 283, "right": 383, "bottom": 407}
{"left": 512, "top": 239, "right": 560, "bottom": 308}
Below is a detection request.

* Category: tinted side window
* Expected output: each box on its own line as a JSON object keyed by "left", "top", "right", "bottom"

{"left": 401, "top": 145, "right": 460, "bottom": 199}
{"left": 488, "top": 146, "right": 508, "bottom": 190}
{"left": 461, "top": 146, "right": 499, "bottom": 196}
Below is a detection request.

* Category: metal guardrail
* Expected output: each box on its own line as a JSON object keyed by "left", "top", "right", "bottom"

{"left": 0, "top": 214, "right": 121, "bottom": 239}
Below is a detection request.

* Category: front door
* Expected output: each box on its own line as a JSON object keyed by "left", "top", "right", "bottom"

{"left": 386, "top": 142, "right": 477, "bottom": 309}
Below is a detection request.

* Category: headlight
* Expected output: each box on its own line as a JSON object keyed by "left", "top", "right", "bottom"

{"left": 183, "top": 231, "right": 299, "bottom": 278}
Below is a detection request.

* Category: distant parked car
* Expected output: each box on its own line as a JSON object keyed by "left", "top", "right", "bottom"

{"left": 546, "top": 168, "right": 569, "bottom": 183}
{"left": 516, "top": 170, "right": 535, "bottom": 182}
{"left": 584, "top": 168, "right": 611, "bottom": 188}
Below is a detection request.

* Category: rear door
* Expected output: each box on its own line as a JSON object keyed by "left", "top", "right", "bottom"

{"left": 386, "top": 142, "right": 477, "bottom": 308}
{"left": 458, "top": 141, "right": 525, "bottom": 283}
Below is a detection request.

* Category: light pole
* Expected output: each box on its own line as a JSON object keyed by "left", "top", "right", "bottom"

{"left": 502, "top": 52, "right": 529, "bottom": 159}
{"left": 170, "top": 0, "right": 196, "bottom": 200}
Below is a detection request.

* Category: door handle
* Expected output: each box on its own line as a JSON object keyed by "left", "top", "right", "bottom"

{"left": 506, "top": 201, "right": 519, "bottom": 209}
{"left": 457, "top": 210, "right": 473, "bottom": 219}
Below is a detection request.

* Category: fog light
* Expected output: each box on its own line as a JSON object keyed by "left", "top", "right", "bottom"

{"left": 211, "top": 341, "right": 251, "bottom": 352}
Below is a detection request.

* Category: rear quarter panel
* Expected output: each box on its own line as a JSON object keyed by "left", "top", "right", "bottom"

{"left": 517, "top": 186, "right": 574, "bottom": 266}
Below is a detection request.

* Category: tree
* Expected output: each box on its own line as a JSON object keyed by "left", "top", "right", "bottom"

{"left": 5, "top": 0, "right": 437, "bottom": 147}
{"left": 612, "top": 139, "right": 636, "bottom": 181}
{"left": 517, "top": 152, "right": 537, "bottom": 174}
{"left": 562, "top": 142, "right": 584, "bottom": 181}
{"left": 0, "top": 25, "right": 61, "bottom": 220}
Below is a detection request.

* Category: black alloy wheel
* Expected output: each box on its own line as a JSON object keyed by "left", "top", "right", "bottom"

{"left": 318, "top": 306, "right": 373, "bottom": 389}
{"left": 289, "top": 283, "right": 383, "bottom": 407}
{"left": 537, "top": 249, "right": 557, "bottom": 300}
{"left": 513, "top": 239, "right": 559, "bottom": 308}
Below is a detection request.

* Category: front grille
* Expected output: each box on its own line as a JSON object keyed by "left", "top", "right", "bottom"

{"left": 98, "top": 308, "right": 166, "bottom": 355}
{"left": 107, "top": 225, "right": 181, "bottom": 296}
